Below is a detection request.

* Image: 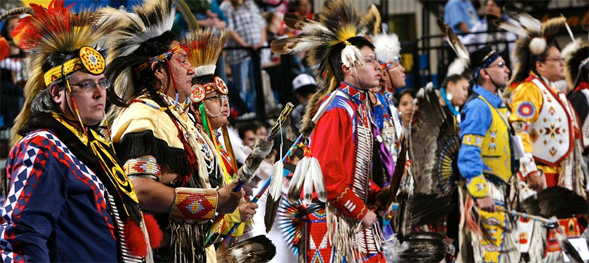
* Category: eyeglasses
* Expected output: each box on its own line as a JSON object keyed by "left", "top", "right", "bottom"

{"left": 69, "top": 80, "right": 110, "bottom": 92}
{"left": 364, "top": 56, "right": 378, "bottom": 65}
{"left": 543, "top": 58, "right": 565, "bottom": 63}
{"left": 487, "top": 61, "right": 505, "bottom": 68}
{"left": 205, "top": 94, "right": 229, "bottom": 103}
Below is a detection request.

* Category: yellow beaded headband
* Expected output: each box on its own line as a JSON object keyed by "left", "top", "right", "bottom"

{"left": 43, "top": 46, "right": 105, "bottom": 86}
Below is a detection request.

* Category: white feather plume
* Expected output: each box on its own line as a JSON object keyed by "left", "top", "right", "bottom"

{"left": 268, "top": 161, "right": 284, "bottom": 202}
{"left": 447, "top": 58, "right": 468, "bottom": 76}
{"left": 303, "top": 165, "right": 314, "bottom": 205}
{"left": 529, "top": 37, "right": 547, "bottom": 55}
{"left": 373, "top": 33, "right": 401, "bottom": 63}
{"left": 498, "top": 21, "right": 527, "bottom": 37}
{"left": 308, "top": 157, "right": 326, "bottom": 202}
{"left": 341, "top": 44, "right": 364, "bottom": 68}
{"left": 517, "top": 13, "right": 541, "bottom": 32}
{"left": 288, "top": 157, "right": 309, "bottom": 202}
{"left": 560, "top": 39, "right": 580, "bottom": 60}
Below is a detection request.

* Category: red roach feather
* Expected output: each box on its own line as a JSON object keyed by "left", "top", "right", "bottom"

{"left": 12, "top": 0, "right": 73, "bottom": 50}
{"left": 0, "top": 37, "right": 9, "bottom": 61}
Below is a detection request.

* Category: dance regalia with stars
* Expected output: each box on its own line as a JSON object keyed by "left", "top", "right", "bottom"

{"left": 501, "top": 14, "right": 587, "bottom": 262}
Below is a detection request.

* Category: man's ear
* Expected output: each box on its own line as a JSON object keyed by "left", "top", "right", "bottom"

{"left": 152, "top": 61, "right": 166, "bottom": 80}
{"left": 49, "top": 84, "right": 64, "bottom": 105}
{"left": 535, "top": 60, "right": 545, "bottom": 75}
{"left": 341, "top": 64, "right": 353, "bottom": 77}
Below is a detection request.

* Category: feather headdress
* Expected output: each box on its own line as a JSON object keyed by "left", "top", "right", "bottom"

{"left": 498, "top": 10, "right": 565, "bottom": 84}
{"left": 103, "top": 0, "right": 177, "bottom": 128}
{"left": 564, "top": 40, "right": 588, "bottom": 90}
{"left": 373, "top": 32, "right": 401, "bottom": 70}
{"left": 271, "top": 0, "right": 376, "bottom": 136}
{"left": 10, "top": 0, "right": 119, "bottom": 146}
{"left": 103, "top": 0, "right": 175, "bottom": 107}
{"left": 187, "top": 28, "right": 230, "bottom": 81}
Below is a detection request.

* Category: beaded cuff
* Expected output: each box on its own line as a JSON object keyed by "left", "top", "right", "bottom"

{"left": 124, "top": 157, "right": 161, "bottom": 181}
{"left": 171, "top": 188, "right": 218, "bottom": 221}
{"left": 462, "top": 134, "right": 483, "bottom": 147}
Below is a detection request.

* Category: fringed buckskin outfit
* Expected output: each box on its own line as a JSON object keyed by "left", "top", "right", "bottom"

{"left": 103, "top": 1, "right": 225, "bottom": 261}
{"left": 110, "top": 95, "right": 218, "bottom": 262}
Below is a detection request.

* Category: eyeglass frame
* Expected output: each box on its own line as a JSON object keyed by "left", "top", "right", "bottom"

{"left": 69, "top": 79, "right": 110, "bottom": 92}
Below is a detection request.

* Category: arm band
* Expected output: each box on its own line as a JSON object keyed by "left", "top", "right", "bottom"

{"left": 124, "top": 157, "right": 161, "bottom": 181}
{"left": 170, "top": 188, "right": 218, "bottom": 221}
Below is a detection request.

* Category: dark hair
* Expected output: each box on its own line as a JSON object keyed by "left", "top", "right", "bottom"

{"left": 394, "top": 88, "right": 417, "bottom": 106}
{"left": 328, "top": 36, "right": 374, "bottom": 81}
{"left": 0, "top": 16, "right": 18, "bottom": 40}
{"left": 133, "top": 31, "right": 178, "bottom": 107}
{"left": 441, "top": 74, "right": 468, "bottom": 89}
{"left": 42, "top": 50, "right": 82, "bottom": 88}
{"left": 236, "top": 121, "right": 261, "bottom": 140}
{"left": 530, "top": 42, "right": 560, "bottom": 75}
{"left": 294, "top": 84, "right": 317, "bottom": 97}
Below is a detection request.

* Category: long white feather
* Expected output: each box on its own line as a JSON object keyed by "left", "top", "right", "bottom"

{"left": 303, "top": 163, "right": 314, "bottom": 204}
{"left": 300, "top": 20, "right": 331, "bottom": 35}
{"left": 517, "top": 13, "right": 541, "bottom": 32}
{"left": 288, "top": 157, "right": 309, "bottom": 202}
{"left": 268, "top": 161, "right": 284, "bottom": 203}
{"left": 498, "top": 21, "right": 527, "bottom": 37}
{"left": 308, "top": 157, "right": 326, "bottom": 202}
{"left": 447, "top": 58, "right": 468, "bottom": 76}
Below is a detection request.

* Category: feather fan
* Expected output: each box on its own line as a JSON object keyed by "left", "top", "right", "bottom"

{"left": 216, "top": 235, "right": 277, "bottom": 263}
{"left": 386, "top": 232, "right": 447, "bottom": 263}
{"left": 410, "top": 83, "right": 447, "bottom": 194}
{"left": 522, "top": 187, "right": 587, "bottom": 218}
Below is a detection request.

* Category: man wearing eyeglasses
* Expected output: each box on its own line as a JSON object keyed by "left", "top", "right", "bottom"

{"left": 456, "top": 46, "right": 521, "bottom": 263}
{"left": 508, "top": 43, "right": 585, "bottom": 194}
{"left": 1, "top": 2, "right": 156, "bottom": 261}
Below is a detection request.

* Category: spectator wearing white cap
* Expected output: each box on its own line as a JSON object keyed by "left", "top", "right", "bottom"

{"left": 290, "top": 73, "right": 317, "bottom": 131}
